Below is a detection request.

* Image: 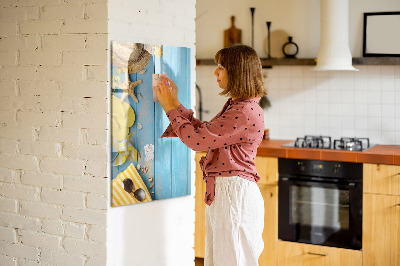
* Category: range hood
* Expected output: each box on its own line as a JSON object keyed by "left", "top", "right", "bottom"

{"left": 314, "top": 0, "right": 358, "bottom": 71}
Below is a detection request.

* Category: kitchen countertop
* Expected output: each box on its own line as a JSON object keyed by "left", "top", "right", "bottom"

{"left": 257, "top": 139, "right": 400, "bottom": 165}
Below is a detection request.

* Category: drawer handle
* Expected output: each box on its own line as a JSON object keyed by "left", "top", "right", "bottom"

{"left": 307, "top": 252, "right": 328, "bottom": 256}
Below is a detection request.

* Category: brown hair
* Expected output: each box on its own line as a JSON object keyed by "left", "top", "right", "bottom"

{"left": 214, "top": 44, "right": 266, "bottom": 99}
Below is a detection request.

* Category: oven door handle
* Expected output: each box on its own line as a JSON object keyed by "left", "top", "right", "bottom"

{"left": 280, "top": 177, "right": 357, "bottom": 189}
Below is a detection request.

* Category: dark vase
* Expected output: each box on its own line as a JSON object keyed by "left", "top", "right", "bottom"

{"left": 282, "top": 36, "right": 299, "bottom": 58}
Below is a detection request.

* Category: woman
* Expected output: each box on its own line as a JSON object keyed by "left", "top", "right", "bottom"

{"left": 154, "top": 44, "right": 266, "bottom": 266}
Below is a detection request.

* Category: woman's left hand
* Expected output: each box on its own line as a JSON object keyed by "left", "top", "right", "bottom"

{"left": 153, "top": 78, "right": 175, "bottom": 113}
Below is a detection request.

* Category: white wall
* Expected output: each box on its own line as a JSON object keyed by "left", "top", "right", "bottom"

{"left": 196, "top": 0, "right": 400, "bottom": 58}
{"left": 107, "top": 1, "right": 197, "bottom": 266}
{"left": 196, "top": 0, "right": 400, "bottom": 145}
{"left": 0, "top": 0, "right": 108, "bottom": 265}
{"left": 196, "top": 0, "right": 319, "bottom": 58}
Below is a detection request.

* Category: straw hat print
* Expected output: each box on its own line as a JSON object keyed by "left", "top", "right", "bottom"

{"left": 112, "top": 42, "right": 134, "bottom": 68}
{"left": 111, "top": 42, "right": 151, "bottom": 103}
{"left": 128, "top": 43, "right": 151, "bottom": 74}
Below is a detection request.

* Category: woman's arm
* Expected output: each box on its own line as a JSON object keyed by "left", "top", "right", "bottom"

{"left": 155, "top": 76, "right": 203, "bottom": 137}
{"left": 161, "top": 103, "right": 204, "bottom": 138}
{"left": 154, "top": 80, "right": 250, "bottom": 151}
{"left": 164, "top": 107, "right": 249, "bottom": 152}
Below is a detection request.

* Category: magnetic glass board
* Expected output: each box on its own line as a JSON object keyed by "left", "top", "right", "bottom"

{"left": 110, "top": 41, "right": 191, "bottom": 207}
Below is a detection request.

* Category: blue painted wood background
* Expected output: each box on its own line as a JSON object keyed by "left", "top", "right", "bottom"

{"left": 111, "top": 43, "right": 191, "bottom": 204}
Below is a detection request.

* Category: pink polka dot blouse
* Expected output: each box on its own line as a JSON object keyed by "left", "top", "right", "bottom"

{"left": 162, "top": 97, "right": 265, "bottom": 205}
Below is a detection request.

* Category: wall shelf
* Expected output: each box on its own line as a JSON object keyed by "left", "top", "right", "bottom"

{"left": 352, "top": 57, "right": 400, "bottom": 65}
{"left": 196, "top": 57, "right": 400, "bottom": 67}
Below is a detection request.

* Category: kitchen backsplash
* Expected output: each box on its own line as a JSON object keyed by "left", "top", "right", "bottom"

{"left": 196, "top": 65, "right": 400, "bottom": 145}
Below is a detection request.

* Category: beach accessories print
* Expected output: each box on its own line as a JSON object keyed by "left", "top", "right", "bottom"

{"left": 123, "top": 178, "right": 146, "bottom": 202}
{"left": 111, "top": 41, "right": 192, "bottom": 207}
{"left": 112, "top": 163, "right": 152, "bottom": 207}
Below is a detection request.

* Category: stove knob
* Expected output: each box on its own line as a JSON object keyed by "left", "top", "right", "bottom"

{"left": 334, "top": 164, "right": 341, "bottom": 174}
{"left": 298, "top": 162, "right": 305, "bottom": 171}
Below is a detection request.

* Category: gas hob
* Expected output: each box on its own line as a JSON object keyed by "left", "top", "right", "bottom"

{"left": 282, "top": 135, "right": 374, "bottom": 151}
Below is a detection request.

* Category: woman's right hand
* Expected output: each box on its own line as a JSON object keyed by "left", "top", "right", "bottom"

{"left": 159, "top": 76, "right": 180, "bottom": 108}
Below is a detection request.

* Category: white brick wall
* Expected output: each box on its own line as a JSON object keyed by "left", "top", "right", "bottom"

{"left": 0, "top": 0, "right": 108, "bottom": 265}
{"left": 42, "top": 219, "right": 64, "bottom": 236}
{"left": 0, "top": 226, "right": 17, "bottom": 243}
{"left": 1, "top": 0, "right": 197, "bottom": 264}
{"left": 64, "top": 222, "right": 85, "bottom": 239}
{"left": 40, "top": 249, "right": 85, "bottom": 266}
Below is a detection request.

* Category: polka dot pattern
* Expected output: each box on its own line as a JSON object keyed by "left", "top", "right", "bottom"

{"left": 161, "top": 98, "right": 265, "bottom": 206}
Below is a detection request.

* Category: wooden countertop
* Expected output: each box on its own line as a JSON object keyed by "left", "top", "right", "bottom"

{"left": 257, "top": 139, "right": 400, "bottom": 165}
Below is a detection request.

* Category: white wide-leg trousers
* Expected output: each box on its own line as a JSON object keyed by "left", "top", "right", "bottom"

{"left": 205, "top": 176, "right": 264, "bottom": 266}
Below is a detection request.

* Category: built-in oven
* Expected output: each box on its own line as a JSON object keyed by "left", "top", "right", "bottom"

{"left": 278, "top": 158, "right": 363, "bottom": 250}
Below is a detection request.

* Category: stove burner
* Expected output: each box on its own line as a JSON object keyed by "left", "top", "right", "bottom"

{"left": 287, "top": 136, "right": 372, "bottom": 151}
{"left": 295, "top": 135, "right": 332, "bottom": 149}
{"left": 333, "top": 137, "right": 370, "bottom": 151}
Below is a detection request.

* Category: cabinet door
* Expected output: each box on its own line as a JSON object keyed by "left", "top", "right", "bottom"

{"left": 259, "top": 185, "right": 278, "bottom": 266}
{"left": 277, "top": 241, "right": 362, "bottom": 266}
{"left": 363, "top": 193, "right": 400, "bottom": 266}
{"left": 195, "top": 152, "right": 207, "bottom": 258}
{"left": 255, "top": 156, "right": 278, "bottom": 186}
{"left": 364, "top": 164, "right": 400, "bottom": 196}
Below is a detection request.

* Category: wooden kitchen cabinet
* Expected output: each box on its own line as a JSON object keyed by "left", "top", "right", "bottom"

{"left": 255, "top": 156, "right": 278, "bottom": 186}
{"left": 363, "top": 193, "right": 400, "bottom": 266}
{"left": 364, "top": 163, "right": 400, "bottom": 196}
{"left": 258, "top": 184, "right": 278, "bottom": 266}
{"left": 256, "top": 156, "right": 279, "bottom": 266}
{"left": 363, "top": 164, "right": 400, "bottom": 266}
{"left": 276, "top": 241, "right": 362, "bottom": 266}
{"left": 195, "top": 152, "right": 207, "bottom": 258}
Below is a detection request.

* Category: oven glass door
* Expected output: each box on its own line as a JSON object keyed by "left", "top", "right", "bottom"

{"left": 278, "top": 177, "right": 362, "bottom": 250}
{"left": 292, "top": 185, "right": 349, "bottom": 228}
